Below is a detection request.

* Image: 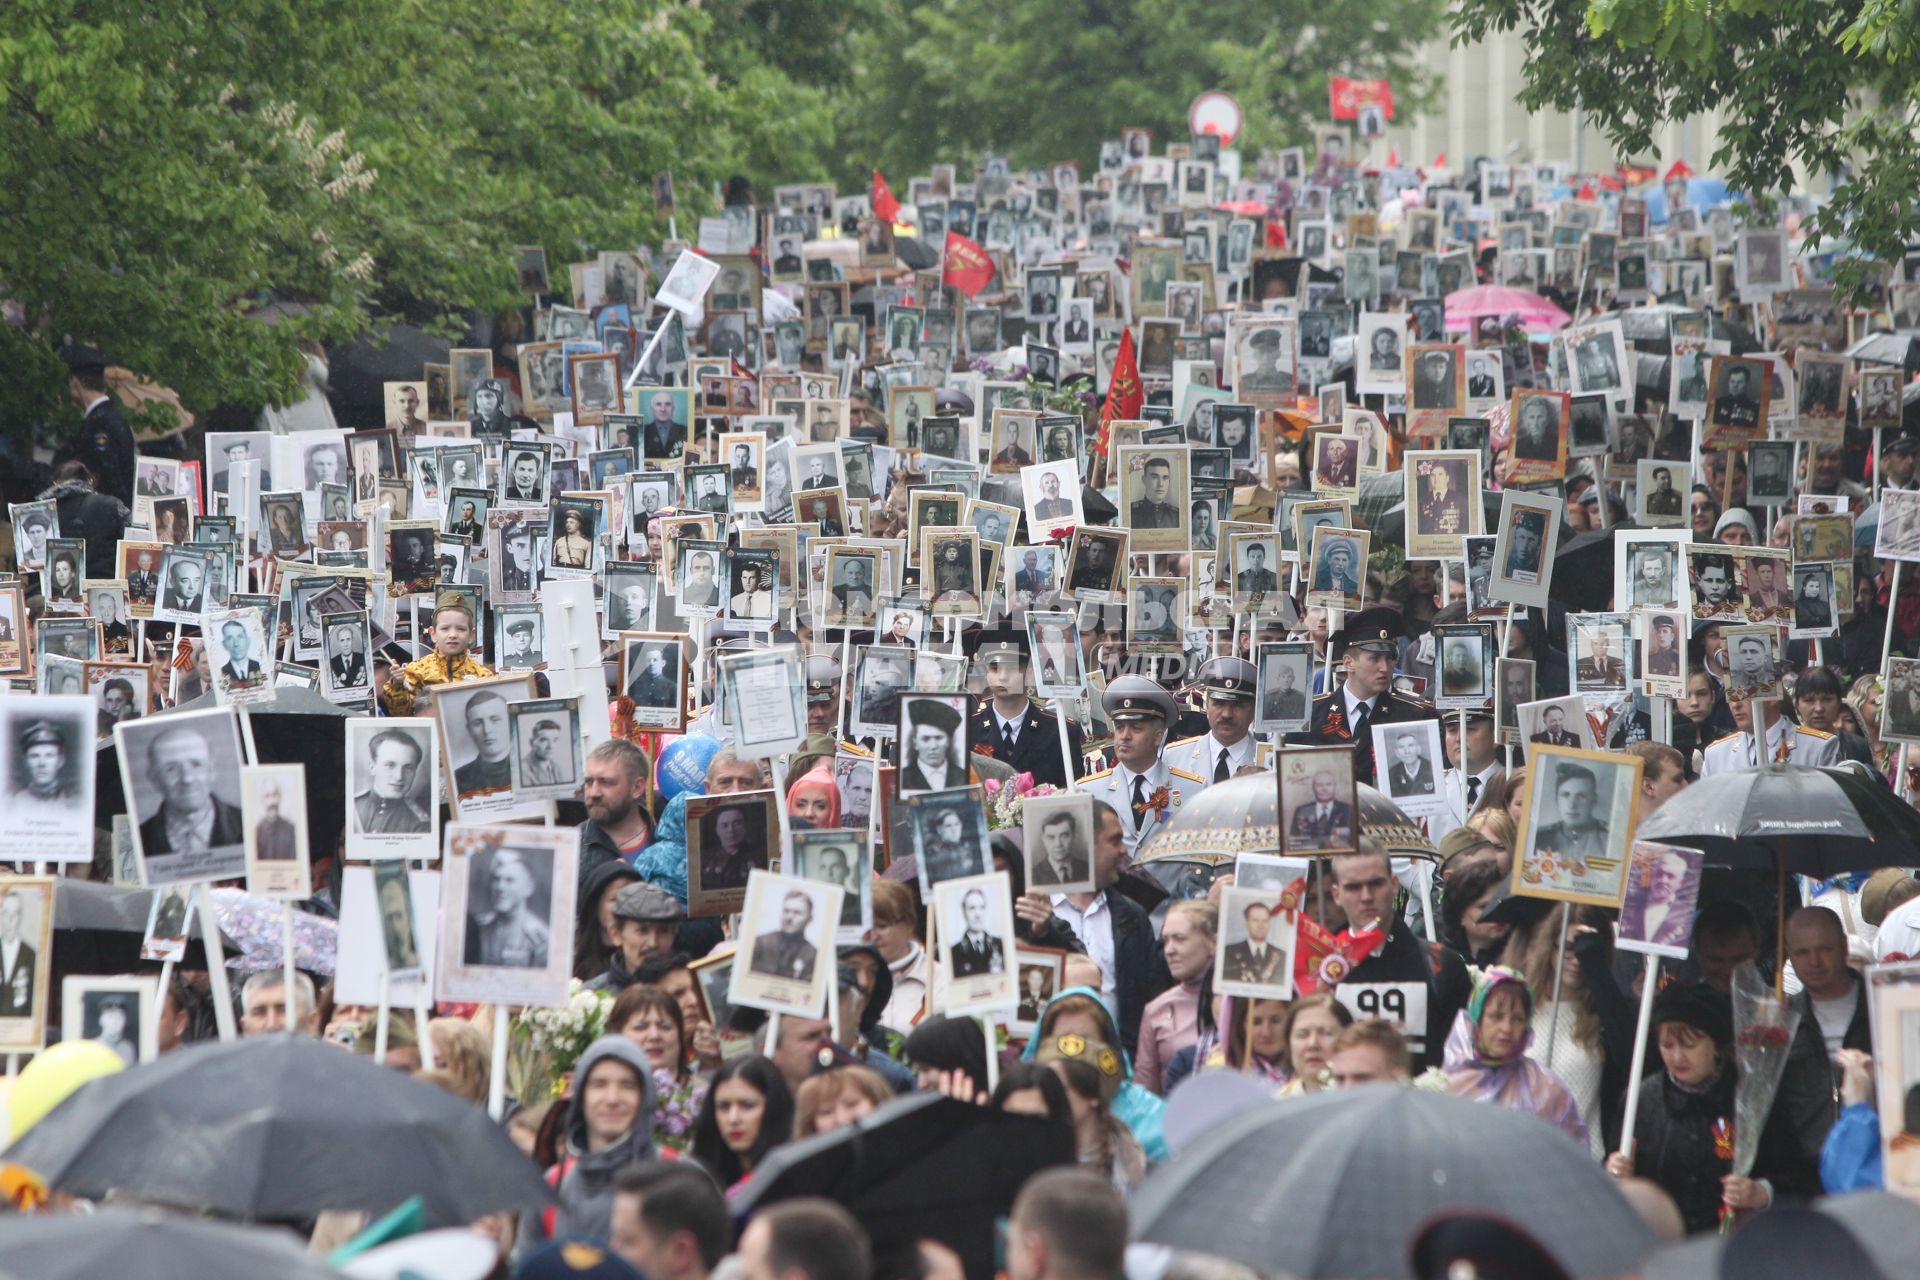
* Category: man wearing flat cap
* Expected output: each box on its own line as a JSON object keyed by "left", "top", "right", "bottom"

{"left": 969, "top": 631, "right": 1085, "bottom": 788}
{"left": 1291, "top": 606, "right": 1439, "bottom": 787}
{"left": 901, "top": 698, "right": 969, "bottom": 792}
{"left": 1080, "top": 675, "right": 1206, "bottom": 857}
{"left": 1412, "top": 347, "right": 1456, "bottom": 409}
{"left": 1163, "top": 656, "right": 1260, "bottom": 789}
{"left": 13, "top": 720, "right": 78, "bottom": 814}
{"left": 55, "top": 345, "right": 135, "bottom": 506}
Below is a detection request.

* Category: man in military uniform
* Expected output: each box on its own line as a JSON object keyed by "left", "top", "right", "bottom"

{"left": 464, "top": 847, "right": 551, "bottom": 967}
{"left": 750, "top": 890, "right": 819, "bottom": 983}
{"left": 1575, "top": 629, "right": 1625, "bottom": 688}
{"left": 950, "top": 886, "right": 1005, "bottom": 977}
{"left": 1644, "top": 467, "right": 1682, "bottom": 517}
{"left": 1163, "top": 656, "right": 1259, "bottom": 787}
{"left": 1290, "top": 608, "right": 1439, "bottom": 787}
{"left": 1383, "top": 728, "right": 1436, "bottom": 797}
{"left": 1701, "top": 694, "right": 1841, "bottom": 775}
{"left": 354, "top": 729, "right": 432, "bottom": 833}
{"left": 1418, "top": 461, "right": 1466, "bottom": 537}
{"left": 624, "top": 643, "right": 679, "bottom": 712}
{"left": 1033, "top": 471, "right": 1074, "bottom": 521}
{"left": 0, "top": 888, "right": 38, "bottom": 1017}
{"left": 1221, "top": 900, "right": 1286, "bottom": 985}
{"left": 1236, "top": 543, "right": 1279, "bottom": 594}
{"left": 1288, "top": 769, "right": 1355, "bottom": 849}
{"left": 252, "top": 779, "right": 298, "bottom": 861}
{"left": 969, "top": 632, "right": 1085, "bottom": 788}
{"left": 1711, "top": 363, "right": 1761, "bottom": 432}
{"left": 1312, "top": 539, "right": 1359, "bottom": 598}
{"left": 126, "top": 548, "right": 158, "bottom": 604}
{"left": 1079, "top": 675, "right": 1205, "bottom": 858}
{"left": 1261, "top": 657, "right": 1308, "bottom": 725}
{"left": 1412, "top": 348, "right": 1455, "bottom": 409}
{"left": 1129, "top": 455, "right": 1179, "bottom": 529}
{"left": 1533, "top": 762, "right": 1612, "bottom": 862}
{"left": 55, "top": 346, "right": 135, "bottom": 507}
{"left": 802, "top": 655, "right": 843, "bottom": 738}
{"left": 12, "top": 720, "right": 77, "bottom": 814}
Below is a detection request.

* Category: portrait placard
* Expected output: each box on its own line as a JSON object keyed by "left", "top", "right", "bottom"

{"left": 241, "top": 763, "right": 310, "bottom": 898}
{"left": 62, "top": 974, "right": 158, "bottom": 1066}
{"left": 1568, "top": 612, "right": 1632, "bottom": 694}
{"left": 1519, "top": 694, "right": 1594, "bottom": 751}
{"left": 1503, "top": 389, "right": 1569, "bottom": 485}
{"left": 1489, "top": 491, "right": 1562, "bottom": 608}
{"left": 1871, "top": 971, "right": 1920, "bottom": 1199}
{"left": 429, "top": 673, "right": 547, "bottom": 822}
{"left": 1512, "top": 744, "right": 1642, "bottom": 907}
{"left": 0, "top": 876, "right": 54, "bottom": 1051}
{"left": 1254, "top": 641, "right": 1314, "bottom": 734}
{"left": 1616, "top": 841, "right": 1703, "bottom": 959}
{"left": 686, "top": 789, "right": 777, "bottom": 918}
{"left": 1495, "top": 658, "right": 1536, "bottom": 744}
{"left": 1403, "top": 450, "right": 1480, "bottom": 559}
{"left": 907, "top": 786, "right": 993, "bottom": 896}
{"left": 730, "top": 871, "right": 840, "bottom": 1017}
{"left": 1278, "top": 745, "right": 1357, "bottom": 854}
{"left": 372, "top": 857, "right": 425, "bottom": 980}
{"left": 619, "top": 632, "right": 687, "bottom": 731}
{"left": 116, "top": 706, "right": 249, "bottom": 886}
{"left": 0, "top": 695, "right": 96, "bottom": 864}
{"left": 344, "top": 718, "right": 439, "bottom": 861}
{"left": 1214, "top": 883, "right": 1298, "bottom": 1001}
{"left": 1305, "top": 526, "right": 1366, "bottom": 613}
{"left": 1372, "top": 720, "right": 1446, "bottom": 818}
{"left": 789, "top": 829, "right": 871, "bottom": 943}
{"left": 850, "top": 644, "right": 914, "bottom": 739}
{"left": 717, "top": 646, "right": 806, "bottom": 758}
{"left": 508, "top": 697, "right": 582, "bottom": 801}
{"left": 1720, "top": 624, "right": 1782, "bottom": 702}
{"left": 1014, "top": 947, "right": 1067, "bottom": 1036}
{"left": 935, "top": 872, "right": 1017, "bottom": 1016}
{"left": 1022, "top": 792, "right": 1097, "bottom": 895}
{"left": 436, "top": 823, "right": 577, "bottom": 1007}
{"left": 1640, "top": 609, "right": 1688, "bottom": 698}
{"left": 1026, "top": 611, "right": 1086, "bottom": 699}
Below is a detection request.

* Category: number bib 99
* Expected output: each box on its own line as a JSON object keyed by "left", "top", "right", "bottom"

{"left": 1333, "top": 981, "right": 1429, "bottom": 1052}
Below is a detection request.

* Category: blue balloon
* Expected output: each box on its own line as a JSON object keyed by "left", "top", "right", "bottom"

{"left": 656, "top": 733, "right": 721, "bottom": 803}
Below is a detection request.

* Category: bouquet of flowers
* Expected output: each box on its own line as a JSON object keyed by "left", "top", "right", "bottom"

{"left": 1723, "top": 964, "right": 1801, "bottom": 1231}
{"left": 984, "top": 772, "right": 1059, "bottom": 831}
{"left": 507, "top": 979, "right": 614, "bottom": 1105}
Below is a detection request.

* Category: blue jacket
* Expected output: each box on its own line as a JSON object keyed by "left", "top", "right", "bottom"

{"left": 1020, "top": 984, "right": 1167, "bottom": 1161}
{"left": 1821, "top": 1101, "right": 1883, "bottom": 1194}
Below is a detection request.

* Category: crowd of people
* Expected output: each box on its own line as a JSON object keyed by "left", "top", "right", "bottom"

{"left": 5, "top": 127, "right": 1920, "bottom": 1280}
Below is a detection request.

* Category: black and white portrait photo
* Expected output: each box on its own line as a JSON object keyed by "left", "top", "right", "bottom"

{"left": 897, "top": 694, "right": 970, "bottom": 793}
{"left": 495, "top": 606, "right": 544, "bottom": 672}
{"left": 114, "top": 706, "right": 249, "bottom": 885}
{"left": 789, "top": 830, "right": 871, "bottom": 939}
{"left": 1372, "top": 720, "right": 1444, "bottom": 813}
{"left": 622, "top": 634, "right": 686, "bottom": 729}
{"left": 344, "top": 718, "right": 437, "bottom": 860}
{"left": 509, "top": 698, "right": 582, "bottom": 801}
{"left": 935, "top": 872, "right": 1017, "bottom": 1015}
{"left": 432, "top": 674, "right": 545, "bottom": 822}
{"left": 1022, "top": 793, "right": 1096, "bottom": 894}
{"left": 729, "top": 871, "right": 838, "bottom": 1016}
{"left": 906, "top": 787, "right": 993, "bottom": 895}
{"left": 319, "top": 610, "right": 373, "bottom": 704}
{"left": 0, "top": 696, "right": 96, "bottom": 864}
{"left": 687, "top": 790, "right": 776, "bottom": 916}
{"left": 1514, "top": 747, "right": 1641, "bottom": 908}
{"left": 1255, "top": 643, "right": 1313, "bottom": 733}
{"left": 241, "top": 763, "right": 309, "bottom": 897}
{"left": 1434, "top": 621, "right": 1493, "bottom": 710}
{"left": 438, "top": 823, "right": 575, "bottom": 1006}
{"left": 64, "top": 977, "right": 156, "bottom": 1066}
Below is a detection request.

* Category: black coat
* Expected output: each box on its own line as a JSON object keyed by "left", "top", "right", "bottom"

{"left": 40, "top": 481, "right": 131, "bottom": 581}
{"left": 1626, "top": 1068, "right": 1814, "bottom": 1235}
{"left": 54, "top": 399, "right": 136, "bottom": 507}
{"left": 1103, "top": 886, "right": 1171, "bottom": 1057}
{"left": 968, "top": 702, "right": 1085, "bottom": 789}
{"left": 1290, "top": 688, "right": 1440, "bottom": 786}
{"left": 1339, "top": 923, "right": 1471, "bottom": 1073}
{"left": 1778, "top": 978, "right": 1873, "bottom": 1163}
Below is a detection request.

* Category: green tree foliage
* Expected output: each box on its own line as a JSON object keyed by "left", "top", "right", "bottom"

{"left": 0, "top": 0, "right": 841, "bottom": 435}
{"left": 1453, "top": 0, "right": 1911, "bottom": 299}
{"left": 832, "top": 0, "right": 1446, "bottom": 186}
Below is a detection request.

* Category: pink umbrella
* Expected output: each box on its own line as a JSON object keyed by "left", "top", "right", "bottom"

{"left": 1444, "top": 285, "right": 1572, "bottom": 334}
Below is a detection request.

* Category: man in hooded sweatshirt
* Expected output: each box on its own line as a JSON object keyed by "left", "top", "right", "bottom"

{"left": 523, "top": 1035, "right": 658, "bottom": 1250}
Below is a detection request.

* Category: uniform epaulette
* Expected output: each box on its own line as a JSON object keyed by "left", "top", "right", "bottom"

{"left": 1389, "top": 690, "right": 1435, "bottom": 708}
{"left": 1168, "top": 767, "right": 1205, "bottom": 783}
{"left": 838, "top": 740, "right": 874, "bottom": 757}
{"left": 1705, "top": 731, "right": 1740, "bottom": 749}
{"left": 1082, "top": 766, "right": 1115, "bottom": 781}
{"left": 1167, "top": 734, "right": 1205, "bottom": 748}
{"left": 1798, "top": 725, "right": 1834, "bottom": 739}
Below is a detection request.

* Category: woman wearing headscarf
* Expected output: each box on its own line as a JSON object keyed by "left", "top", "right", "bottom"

{"left": 785, "top": 763, "right": 841, "bottom": 829}
{"left": 1438, "top": 967, "right": 1588, "bottom": 1146}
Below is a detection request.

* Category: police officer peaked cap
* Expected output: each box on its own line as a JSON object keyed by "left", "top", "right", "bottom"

{"left": 804, "top": 655, "right": 842, "bottom": 703}
{"left": 1197, "top": 656, "right": 1257, "bottom": 703}
{"left": 1104, "top": 674, "right": 1177, "bottom": 723}
{"left": 1335, "top": 606, "right": 1403, "bottom": 657}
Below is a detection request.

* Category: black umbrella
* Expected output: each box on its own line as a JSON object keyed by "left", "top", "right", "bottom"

{"left": 54, "top": 879, "right": 240, "bottom": 973}
{"left": 324, "top": 322, "right": 459, "bottom": 425}
{"left": 1641, "top": 1201, "right": 1895, "bottom": 1280}
{"left": 1129, "top": 1088, "right": 1654, "bottom": 1279}
{"left": 1550, "top": 522, "right": 1639, "bottom": 611}
{"left": 95, "top": 692, "right": 352, "bottom": 866}
{"left": 0, "top": 1209, "right": 340, "bottom": 1280}
{"left": 1368, "top": 492, "right": 1506, "bottom": 551}
{"left": 1635, "top": 762, "right": 1920, "bottom": 878}
{"left": 1820, "top": 1191, "right": 1920, "bottom": 1280}
{"left": 7, "top": 1035, "right": 552, "bottom": 1226}
{"left": 895, "top": 236, "right": 941, "bottom": 271}
{"left": 731, "top": 1092, "right": 1075, "bottom": 1280}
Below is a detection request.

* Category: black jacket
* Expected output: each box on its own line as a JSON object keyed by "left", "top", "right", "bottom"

{"left": 38, "top": 480, "right": 131, "bottom": 581}
{"left": 968, "top": 701, "right": 1086, "bottom": 790}
{"left": 1103, "top": 886, "right": 1171, "bottom": 1057}
{"left": 1291, "top": 687, "right": 1440, "bottom": 787}
{"left": 1778, "top": 978, "right": 1873, "bottom": 1163}
{"left": 1339, "top": 923, "right": 1471, "bottom": 1073}
{"left": 1625, "top": 1068, "right": 1814, "bottom": 1235}
{"left": 54, "top": 399, "right": 136, "bottom": 507}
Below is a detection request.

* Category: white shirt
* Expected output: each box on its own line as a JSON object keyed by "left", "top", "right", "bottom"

{"left": 1342, "top": 686, "right": 1378, "bottom": 727}
{"left": 994, "top": 707, "right": 1028, "bottom": 745}
{"left": 1208, "top": 733, "right": 1255, "bottom": 774}
{"left": 1812, "top": 990, "right": 1856, "bottom": 1053}
{"left": 1052, "top": 892, "right": 1116, "bottom": 1004}
{"left": 83, "top": 394, "right": 111, "bottom": 417}
{"left": 1429, "top": 761, "right": 1503, "bottom": 843}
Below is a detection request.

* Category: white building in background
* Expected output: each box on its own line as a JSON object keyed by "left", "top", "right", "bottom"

{"left": 1376, "top": 29, "right": 1729, "bottom": 176}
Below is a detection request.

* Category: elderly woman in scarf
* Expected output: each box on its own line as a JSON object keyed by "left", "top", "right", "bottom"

{"left": 1439, "top": 966, "right": 1588, "bottom": 1145}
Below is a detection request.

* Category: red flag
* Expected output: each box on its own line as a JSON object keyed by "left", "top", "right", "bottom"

{"left": 871, "top": 171, "right": 901, "bottom": 223}
{"left": 1095, "top": 328, "right": 1143, "bottom": 458}
{"left": 941, "top": 231, "right": 996, "bottom": 297}
{"left": 1664, "top": 159, "right": 1694, "bottom": 182}
{"left": 1328, "top": 77, "right": 1394, "bottom": 122}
